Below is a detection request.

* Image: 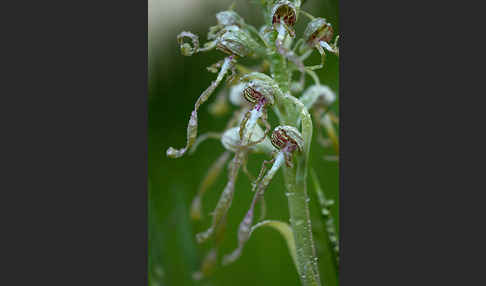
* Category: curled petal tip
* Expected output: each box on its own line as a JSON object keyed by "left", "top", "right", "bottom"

{"left": 177, "top": 31, "right": 200, "bottom": 56}
{"left": 166, "top": 147, "right": 182, "bottom": 158}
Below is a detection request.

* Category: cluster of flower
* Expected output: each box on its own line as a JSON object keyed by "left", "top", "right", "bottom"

{"left": 166, "top": 0, "right": 339, "bottom": 281}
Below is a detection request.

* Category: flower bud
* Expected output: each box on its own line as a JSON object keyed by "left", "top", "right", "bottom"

{"left": 303, "top": 17, "right": 334, "bottom": 47}
{"left": 216, "top": 10, "right": 245, "bottom": 27}
{"left": 216, "top": 25, "right": 262, "bottom": 57}
{"left": 271, "top": 125, "right": 304, "bottom": 152}
{"left": 271, "top": 1, "right": 297, "bottom": 28}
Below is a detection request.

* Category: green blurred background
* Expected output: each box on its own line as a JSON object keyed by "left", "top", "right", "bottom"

{"left": 149, "top": 0, "right": 339, "bottom": 285}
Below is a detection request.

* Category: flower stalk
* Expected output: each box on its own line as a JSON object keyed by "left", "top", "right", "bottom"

{"left": 277, "top": 96, "right": 320, "bottom": 286}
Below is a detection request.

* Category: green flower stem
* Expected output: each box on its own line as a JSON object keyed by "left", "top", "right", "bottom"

{"left": 271, "top": 47, "right": 321, "bottom": 285}
{"left": 270, "top": 52, "right": 290, "bottom": 94}
{"left": 284, "top": 107, "right": 320, "bottom": 286}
